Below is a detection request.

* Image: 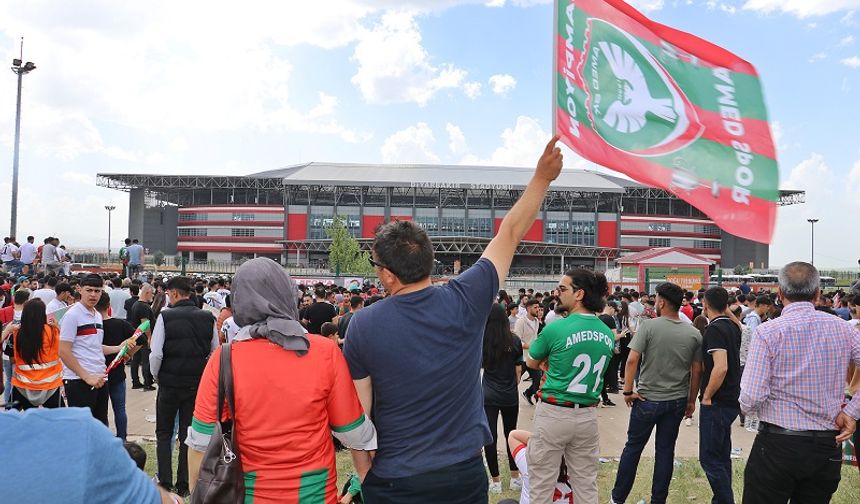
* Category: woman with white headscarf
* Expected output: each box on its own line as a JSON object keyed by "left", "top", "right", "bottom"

{"left": 186, "top": 258, "right": 376, "bottom": 503}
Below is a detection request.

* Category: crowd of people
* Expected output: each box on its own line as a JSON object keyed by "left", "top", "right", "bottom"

{"left": 1, "top": 139, "right": 859, "bottom": 504}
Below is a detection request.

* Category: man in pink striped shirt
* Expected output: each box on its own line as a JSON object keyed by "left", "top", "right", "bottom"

{"left": 740, "top": 261, "right": 860, "bottom": 503}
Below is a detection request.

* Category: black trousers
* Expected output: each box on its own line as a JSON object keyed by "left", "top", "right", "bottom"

{"left": 64, "top": 379, "right": 109, "bottom": 425}
{"left": 525, "top": 368, "right": 542, "bottom": 397}
{"left": 483, "top": 404, "right": 519, "bottom": 478}
{"left": 156, "top": 384, "right": 197, "bottom": 490}
{"left": 363, "top": 455, "right": 487, "bottom": 504}
{"left": 130, "top": 347, "right": 153, "bottom": 386}
{"left": 606, "top": 352, "right": 621, "bottom": 391}
{"left": 743, "top": 430, "right": 842, "bottom": 504}
{"left": 12, "top": 387, "right": 64, "bottom": 410}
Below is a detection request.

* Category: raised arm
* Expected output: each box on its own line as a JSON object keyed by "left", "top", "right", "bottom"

{"left": 481, "top": 136, "right": 563, "bottom": 285}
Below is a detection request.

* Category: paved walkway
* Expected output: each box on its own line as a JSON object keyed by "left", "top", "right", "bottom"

{"left": 117, "top": 375, "right": 757, "bottom": 458}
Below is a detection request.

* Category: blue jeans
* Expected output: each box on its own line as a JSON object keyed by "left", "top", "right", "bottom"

{"left": 363, "top": 456, "right": 488, "bottom": 504}
{"left": 108, "top": 378, "right": 128, "bottom": 441}
{"left": 612, "top": 398, "right": 687, "bottom": 504}
{"left": 3, "top": 359, "right": 13, "bottom": 406}
{"left": 699, "top": 404, "right": 738, "bottom": 504}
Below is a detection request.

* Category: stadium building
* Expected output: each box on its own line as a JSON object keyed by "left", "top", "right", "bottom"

{"left": 97, "top": 163, "right": 804, "bottom": 272}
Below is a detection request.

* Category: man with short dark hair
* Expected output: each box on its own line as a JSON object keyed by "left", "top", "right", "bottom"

{"left": 149, "top": 275, "right": 217, "bottom": 496}
{"left": 338, "top": 295, "right": 364, "bottom": 339}
{"left": 741, "top": 262, "right": 860, "bottom": 503}
{"left": 127, "top": 239, "right": 144, "bottom": 279}
{"left": 58, "top": 274, "right": 127, "bottom": 425}
{"left": 515, "top": 298, "right": 542, "bottom": 405}
{"left": 18, "top": 236, "right": 37, "bottom": 274}
{"left": 344, "top": 137, "right": 563, "bottom": 502}
{"left": 612, "top": 282, "right": 703, "bottom": 504}
{"left": 45, "top": 283, "right": 74, "bottom": 315}
{"left": 304, "top": 287, "right": 336, "bottom": 334}
{"left": 698, "top": 287, "right": 742, "bottom": 504}
{"left": 129, "top": 284, "right": 155, "bottom": 391}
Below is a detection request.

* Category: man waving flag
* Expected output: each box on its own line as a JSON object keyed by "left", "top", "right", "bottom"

{"left": 554, "top": 0, "right": 778, "bottom": 243}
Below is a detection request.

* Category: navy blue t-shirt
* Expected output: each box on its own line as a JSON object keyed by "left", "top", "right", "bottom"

{"left": 343, "top": 258, "right": 498, "bottom": 479}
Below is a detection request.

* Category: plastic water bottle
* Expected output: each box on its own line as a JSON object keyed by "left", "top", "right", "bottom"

{"left": 744, "top": 412, "right": 760, "bottom": 433}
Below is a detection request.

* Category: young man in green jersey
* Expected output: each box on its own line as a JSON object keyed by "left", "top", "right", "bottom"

{"left": 525, "top": 268, "right": 613, "bottom": 504}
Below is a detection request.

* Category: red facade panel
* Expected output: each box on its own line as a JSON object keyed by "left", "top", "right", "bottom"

{"left": 495, "top": 219, "right": 543, "bottom": 241}
{"left": 287, "top": 214, "right": 308, "bottom": 240}
{"left": 597, "top": 221, "right": 618, "bottom": 248}
{"left": 362, "top": 216, "right": 385, "bottom": 238}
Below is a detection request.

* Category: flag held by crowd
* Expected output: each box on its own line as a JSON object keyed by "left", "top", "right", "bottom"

{"left": 553, "top": 0, "right": 778, "bottom": 243}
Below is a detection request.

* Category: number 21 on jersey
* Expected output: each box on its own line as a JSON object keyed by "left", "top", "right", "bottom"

{"left": 566, "top": 354, "right": 607, "bottom": 394}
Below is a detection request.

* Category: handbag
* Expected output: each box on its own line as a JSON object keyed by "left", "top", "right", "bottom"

{"left": 190, "top": 343, "right": 245, "bottom": 504}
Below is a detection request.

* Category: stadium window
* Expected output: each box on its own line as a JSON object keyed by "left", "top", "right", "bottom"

{"left": 232, "top": 213, "right": 254, "bottom": 221}
{"left": 231, "top": 228, "right": 255, "bottom": 237}
{"left": 179, "top": 212, "right": 206, "bottom": 222}
{"left": 649, "top": 238, "right": 671, "bottom": 247}
{"left": 193, "top": 251, "right": 208, "bottom": 262}
{"left": 178, "top": 228, "right": 207, "bottom": 237}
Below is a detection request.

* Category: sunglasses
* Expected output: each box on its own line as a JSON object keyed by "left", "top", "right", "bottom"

{"left": 368, "top": 257, "right": 398, "bottom": 277}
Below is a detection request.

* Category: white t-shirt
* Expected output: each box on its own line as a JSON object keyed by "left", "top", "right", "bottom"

{"left": 41, "top": 243, "right": 59, "bottom": 264}
{"left": 849, "top": 319, "right": 860, "bottom": 328}
{"left": 32, "top": 288, "right": 57, "bottom": 305}
{"left": 59, "top": 302, "right": 105, "bottom": 379}
{"left": 19, "top": 242, "right": 37, "bottom": 264}
{"left": 217, "top": 288, "right": 231, "bottom": 300}
{"left": 108, "top": 289, "right": 131, "bottom": 320}
{"left": 544, "top": 310, "right": 563, "bottom": 325}
{"left": 203, "top": 291, "right": 224, "bottom": 310}
{"left": 46, "top": 298, "right": 68, "bottom": 315}
{"left": 679, "top": 311, "right": 693, "bottom": 324}
{"left": 221, "top": 316, "right": 240, "bottom": 343}
{"left": 0, "top": 243, "right": 18, "bottom": 262}
{"left": 1, "top": 309, "right": 22, "bottom": 362}
{"left": 514, "top": 444, "right": 574, "bottom": 504}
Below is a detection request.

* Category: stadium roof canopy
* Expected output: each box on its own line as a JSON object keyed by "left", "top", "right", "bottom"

{"left": 97, "top": 162, "right": 804, "bottom": 205}
{"left": 249, "top": 162, "right": 626, "bottom": 193}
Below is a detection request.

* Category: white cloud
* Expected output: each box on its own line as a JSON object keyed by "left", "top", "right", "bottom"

{"left": 463, "top": 81, "right": 483, "bottom": 99}
{"left": 626, "top": 0, "right": 665, "bottom": 12}
{"left": 308, "top": 92, "right": 339, "bottom": 119}
{"left": 380, "top": 122, "right": 440, "bottom": 163}
{"left": 351, "top": 11, "right": 467, "bottom": 106}
{"left": 61, "top": 171, "right": 95, "bottom": 185}
{"left": 706, "top": 1, "right": 737, "bottom": 14}
{"left": 446, "top": 123, "right": 468, "bottom": 155}
{"left": 842, "top": 10, "right": 857, "bottom": 24}
{"left": 842, "top": 56, "right": 860, "bottom": 67}
{"left": 488, "top": 74, "right": 517, "bottom": 96}
{"left": 808, "top": 52, "right": 828, "bottom": 63}
{"left": 462, "top": 116, "right": 548, "bottom": 166}
{"left": 848, "top": 158, "right": 860, "bottom": 195}
{"left": 742, "top": 1, "right": 860, "bottom": 18}
{"left": 839, "top": 34, "right": 855, "bottom": 46}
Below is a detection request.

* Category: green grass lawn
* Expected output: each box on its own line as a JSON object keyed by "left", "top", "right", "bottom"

{"left": 143, "top": 443, "right": 859, "bottom": 503}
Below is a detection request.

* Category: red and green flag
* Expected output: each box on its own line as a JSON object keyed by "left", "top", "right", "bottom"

{"left": 553, "top": 0, "right": 778, "bottom": 243}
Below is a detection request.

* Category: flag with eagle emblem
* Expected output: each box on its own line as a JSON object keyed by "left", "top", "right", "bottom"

{"left": 554, "top": 0, "right": 778, "bottom": 244}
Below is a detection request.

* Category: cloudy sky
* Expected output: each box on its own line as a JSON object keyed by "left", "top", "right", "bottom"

{"left": 0, "top": 0, "right": 858, "bottom": 268}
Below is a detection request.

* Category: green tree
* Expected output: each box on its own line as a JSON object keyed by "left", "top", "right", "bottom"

{"left": 732, "top": 264, "right": 751, "bottom": 275}
{"left": 326, "top": 215, "right": 373, "bottom": 275}
{"left": 153, "top": 250, "right": 165, "bottom": 270}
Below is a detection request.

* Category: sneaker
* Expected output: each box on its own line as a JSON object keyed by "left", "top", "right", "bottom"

{"left": 142, "top": 385, "right": 156, "bottom": 392}
{"left": 488, "top": 481, "right": 502, "bottom": 494}
{"left": 602, "top": 399, "right": 616, "bottom": 407}
{"left": 509, "top": 476, "right": 522, "bottom": 491}
{"left": 685, "top": 417, "right": 693, "bottom": 427}
{"left": 131, "top": 383, "right": 143, "bottom": 390}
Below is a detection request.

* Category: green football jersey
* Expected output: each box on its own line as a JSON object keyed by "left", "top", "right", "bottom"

{"left": 528, "top": 313, "right": 615, "bottom": 406}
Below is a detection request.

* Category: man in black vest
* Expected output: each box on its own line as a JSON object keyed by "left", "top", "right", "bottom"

{"left": 149, "top": 276, "right": 217, "bottom": 497}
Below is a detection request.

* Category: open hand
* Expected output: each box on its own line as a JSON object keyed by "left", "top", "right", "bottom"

{"left": 535, "top": 136, "right": 563, "bottom": 183}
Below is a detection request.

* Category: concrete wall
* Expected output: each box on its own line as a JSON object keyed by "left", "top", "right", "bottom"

{"left": 721, "top": 232, "right": 769, "bottom": 270}
{"left": 128, "top": 188, "right": 145, "bottom": 244}
{"left": 143, "top": 206, "right": 179, "bottom": 255}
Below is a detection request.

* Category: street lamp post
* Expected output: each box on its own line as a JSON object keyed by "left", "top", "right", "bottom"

{"left": 105, "top": 205, "right": 116, "bottom": 260}
{"left": 9, "top": 38, "right": 36, "bottom": 238}
{"left": 807, "top": 218, "right": 819, "bottom": 265}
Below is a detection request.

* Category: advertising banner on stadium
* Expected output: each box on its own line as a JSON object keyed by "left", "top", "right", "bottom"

{"left": 553, "top": 0, "right": 778, "bottom": 243}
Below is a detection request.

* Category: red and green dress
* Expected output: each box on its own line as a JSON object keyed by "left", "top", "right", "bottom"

{"left": 190, "top": 336, "right": 367, "bottom": 503}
